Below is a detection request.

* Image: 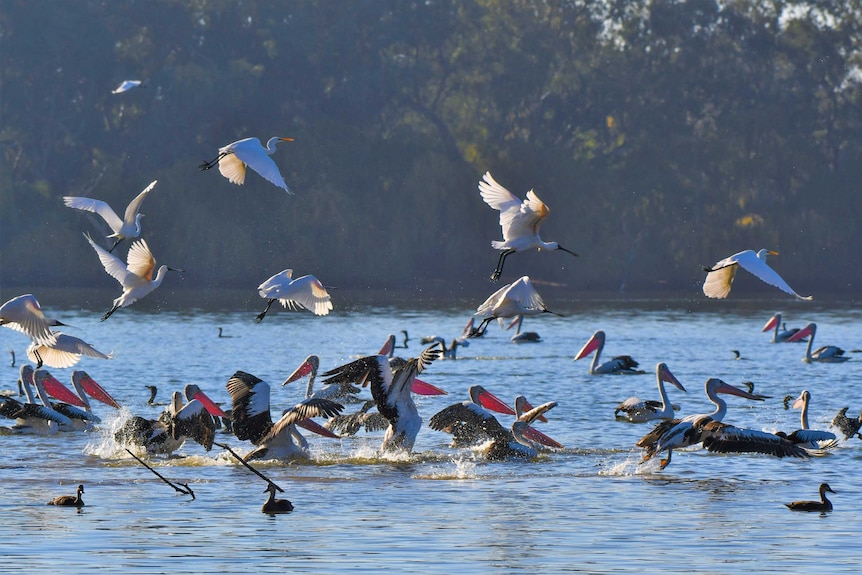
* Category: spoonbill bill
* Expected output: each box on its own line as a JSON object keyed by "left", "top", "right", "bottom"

{"left": 702, "top": 249, "right": 812, "bottom": 300}
{"left": 63, "top": 180, "right": 157, "bottom": 252}
{"left": 255, "top": 269, "right": 332, "bottom": 322}
{"left": 199, "top": 136, "right": 294, "bottom": 193}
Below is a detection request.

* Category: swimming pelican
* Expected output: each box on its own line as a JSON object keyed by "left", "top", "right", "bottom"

{"left": 85, "top": 233, "right": 183, "bottom": 321}
{"left": 761, "top": 313, "right": 804, "bottom": 343}
{"left": 831, "top": 406, "right": 862, "bottom": 440}
{"left": 255, "top": 269, "right": 332, "bottom": 323}
{"left": 226, "top": 370, "right": 343, "bottom": 461}
{"left": 281, "top": 355, "right": 361, "bottom": 403}
{"left": 614, "top": 363, "right": 686, "bottom": 422}
{"left": 112, "top": 80, "right": 143, "bottom": 93}
{"left": 506, "top": 315, "right": 541, "bottom": 343}
{"left": 702, "top": 249, "right": 812, "bottom": 300}
{"left": 63, "top": 180, "right": 157, "bottom": 253}
{"left": 32, "top": 370, "right": 98, "bottom": 430}
{"left": 116, "top": 391, "right": 218, "bottom": 454}
{"left": 182, "top": 384, "right": 228, "bottom": 418}
{"left": 0, "top": 366, "right": 70, "bottom": 433}
{"left": 69, "top": 371, "right": 121, "bottom": 409}
{"left": 786, "top": 322, "right": 850, "bottom": 363}
{"left": 47, "top": 484, "right": 85, "bottom": 507}
{"left": 478, "top": 171, "right": 577, "bottom": 282}
{"left": 471, "top": 276, "right": 559, "bottom": 338}
{"left": 262, "top": 483, "right": 293, "bottom": 514}
{"left": 0, "top": 294, "right": 63, "bottom": 347}
{"left": 199, "top": 136, "right": 294, "bottom": 193}
{"left": 574, "top": 330, "right": 644, "bottom": 375}
{"left": 785, "top": 483, "right": 836, "bottom": 512}
{"left": 779, "top": 390, "right": 838, "bottom": 449}
{"left": 26, "top": 331, "right": 112, "bottom": 369}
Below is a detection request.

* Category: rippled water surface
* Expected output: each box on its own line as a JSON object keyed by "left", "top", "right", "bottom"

{"left": 1, "top": 298, "right": 860, "bottom": 574}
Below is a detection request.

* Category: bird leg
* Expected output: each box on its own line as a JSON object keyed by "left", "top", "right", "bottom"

{"left": 255, "top": 299, "right": 277, "bottom": 323}
{"left": 490, "top": 249, "right": 516, "bottom": 282}
{"left": 659, "top": 449, "right": 673, "bottom": 470}
{"left": 101, "top": 304, "right": 119, "bottom": 322}
{"left": 469, "top": 318, "right": 493, "bottom": 338}
{"left": 34, "top": 349, "right": 44, "bottom": 369}
{"left": 108, "top": 237, "right": 124, "bottom": 254}
{"left": 198, "top": 152, "right": 230, "bottom": 171}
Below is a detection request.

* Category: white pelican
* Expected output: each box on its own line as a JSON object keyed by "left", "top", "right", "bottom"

{"left": 831, "top": 406, "right": 862, "bottom": 440}
{"left": 70, "top": 371, "right": 121, "bottom": 409}
{"left": 255, "top": 269, "right": 332, "bottom": 323}
{"left": 63, "top": 180, "right": 157, "bottom": 252}
{"left": 472, "top": 276, "right": 559, "bottom": 338}
{"left": 574, "top": 330, "right": 644, "bottom": 375}
{"left": 320, "top": 344, "right": 442, "bottom": 454}
{"left": 779, "top": 390, "right": 838, "bottom": 449}
{"left": 478, "top": 171, "right": 577, "bottom": 282}
{"left": 0, "top": 294, "right": 63, "bottom": 347}
{"left": 281, "top": 355, "right": 361, "bottom": 403}
{"left": 85, "top": 233, "right": 183, "bottom": 321}
{"left": 47, "top": 484, "right": 85, "bottom": 507}
{"left": 702, "top": 249, "right": 812, "bottom": 300}
{"left": 0, "top": 366, "right": 70, "bottom": 433}
{"left": 112, "top": 80, "right": 143, "bottom": 93}
{"left": 226, "top": 370, "right": 343, "bottom": 461}
{"left": 787, "top": 322, "right": 850, "bottom": 363}
{"left": 32, "top": 370, "right": 98, "bottom": 430}
{"left": 429, "top": 385, "right": 518, "bottom": 447}
{"left": 761, "top": 313, "right": 804, "bottom": 343}
{"left": 199, "top": 136, "right": 294, "bottom": 193}
{"left": 614, "top": 363, "right": 686, "bottom": 422}
{"left": 506, "top": 315, "right": 541, "bottom": 343}
{"left": 785, "top": 483, "right": 836, "bottom": 512}
{"left": 26, "top": 330, "right": 112, "bottom": 369}
{"left": 262, "top": 483, "right": 293, "bottom": 514}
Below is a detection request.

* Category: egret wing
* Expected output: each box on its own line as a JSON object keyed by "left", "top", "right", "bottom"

{"left": 734, "top": 252, "right": 812, "bottom": 300}
{"left": 125, "top": 238, "right": 156, "bottom": 280}
{"left": 65, "top": 197, "right": 123, "bottom": 233}
{"left": 123, "top": 180, "right": 157, "bottom": 224}
{"left": 85, "top": 234, "right": 135, "bottom": 285}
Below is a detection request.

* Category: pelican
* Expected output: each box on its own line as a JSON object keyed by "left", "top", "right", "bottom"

{"left": 574, "top": 330, "right": 644, "bottom": 375}
{"left": 507, "top": 315, "right": 541, "bottom": 343}
{"left": 26, "top": 331, "right": 112, "bottom": 369}
{"left": 115, "top": 391, "right": 217, "bottom": 455}
{"left": 785, "top": 483, "right": 836, "bottom": 512}
{"left": 112, "top": 80, "right": 143, "bottom": 93}
{"left": 0, "top": 366, "right": 70, "bottom": 433}
{"left": 281, "top": 355, "right": 361, "bottom": 403}
{"left": 199, "top": 136, "right": 294, "bottom": 193}
{"left": 262, "top": 483, "right": 293, "bottom": 514}
{"left": 33, "top": 370, "right": 99, "bottom": 430}
{"left": 478, "top": 171, "right": 577, "bottom": 282}
{"left": 419, "top": 337, "right": 466, "bottom": 359}
{"left": 71, "top": 371, "right": 121, "bottom": 409}
{"left": 787, "top": 322, "right": 850, "bottom": 363}
{"left": 471, "top": 276, "right": 559, "bottom": 338}
{"left": 325, "top": 400, "right": 389, "bottom": 437}
{"left": 255, "top": 269, "right": 332, "bottom": 322}
{"left": 702, "top": 249, "right": 812, "bottom": 300}
{"left": 226, "top": 371, "right": 343, "bottom": 461}
{"left": 85, "top": 233, "right": 183, "bottom": 321}
{"left": 831, "top": 406, "right": 862, "bottom": 440}
{"left": 429, "top": 385, "right": 517, "bottom": 447}
{"left": 377, "top": 335, "right": 449, "bottom": 396}
{"left": 614, "top": 363, "right": 686, "bottom": 422}
{"left": 779, "top": 390, "right": 838, "bottom": 449}
{"left": 761, "top": 313, "right": 804, "bottom": 343}
{"left": 47, "top": 484, "right": 85, "bottom": 507}
{"left": 63, "top": 180, "right": 157, "bottom": 252}
{"left": 320, "top": 343, "right": 442, "bottom": 454}
{"left": 0, "top": 294, "right": 63, "bottom": 347}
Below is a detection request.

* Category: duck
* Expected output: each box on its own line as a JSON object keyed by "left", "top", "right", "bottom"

{"left": 47, "top": 484, "right": 85, "bottom": 507}
{"left": 785, "top": 483, "right": 835, "bottom": 512}
{"left": 261, "top": 483, "right": 293, "bottom": 514}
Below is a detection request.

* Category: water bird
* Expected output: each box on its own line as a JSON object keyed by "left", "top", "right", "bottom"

{"left": 614, "top": 363, "right": 686, "bottom": 422}
{"left": 85, "top": 233, "right": 183, "bottom": 321}
{"left": 255, "top": 269, "right": 332, "bottom": 322}
{"left": 33, "top": 370, "right": 99, "bottom": 430}
{"left": 478, "top": 171, "right": 577, "bottom": 282}
{"left": 199, "top": 136, "right": 294, "bottom": 193}
{"left": 419, "top": 336, "right": 466, "bottom": 359}
{"left": 471, "top": 276, "right": 559, "bottom": 338}
{"left": 574, "top": 330, "right": 644, "bottom": 375}
{"left": 398, "top": 330, "right": 409, "bottom": 348}
{"left": 831, "top": 406, "right": 862, "bottom": 440}
{"left": 0, "top": 294, "right": 64, "bottom": 347}
{"left": 427, "top": 385, "right": 522, "bottom": 447}
{"left": 262, "top": 483, "right": 293, "bottom": 514}
{"left": 762, "top": 313, "right": 804, "bottom": 343}
{"left": 282, "top": 355, "right": 361, "bottom": 403}
{"left": 112, "top": 80, "right": 143, "bottom": 93}
{"left": 47, "top": 484, "right": 85, "bottom": 507}
{"left": 785, "top": 483, "right": 835, "bottom": 512}
{"left": 116, "top": 391, "right": 218, "bottom": 455}
{"left": 70, "top": 371, "right": 121, "bottom": 409}
{"left": 63, "top": 180, "right": 157, "bottom": 253}
{"left": 217, "top": 327, "right": 233, "bottom": 338}
{"left": 1, "top": 366, "right": 70, "bottom": 433}
{"left": 145, "top": 385, "right": 163, "bottom": 406}
{"left": 26, "top": 331, "right": 112, "bottom": 369}
{"left": 778, "top": 390, "right": 838, "bottom": 450}
{"left": 507, "top": 315, "right": 541, "bottom": 343}
{"left": 325, "top": 399, "right": 389, "bottom": 437}
{"left": 9, "top": 349, "right": 14, "bottom": 367}
{"left": 730, "top": 350, "right": 742, "bottom": 360}
{"left": 786, "top": 322, "right": 850, "bottom": 363}
{"left": 702, "top": 249, "right": 812, "bottom": 300}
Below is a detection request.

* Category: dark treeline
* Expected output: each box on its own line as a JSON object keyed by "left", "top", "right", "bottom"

{"left": 1, "top": 0, "right": 860, "bottom": 304}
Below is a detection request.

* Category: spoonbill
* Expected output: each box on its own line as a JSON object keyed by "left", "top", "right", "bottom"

{"left": 84, "top": 233, "right": 182, "bottom": 321}
{"left": 471, "top": 276, "right": 559, "bottom": 338}
{"left": 0, "top": 294, "right": 63, "bottom": 347}
{"left": 785, "top": 483, "right": 836, "bottom": 512}
{"left": 47, "top": 484, "right": 85, "bottom": 507}
{"left": 702, "top": 249, "right": 812, "bottom": 300}
{"left": 199, "top": 136, "right": 294, "bottom": 193}
{"left": 574, "top": 330, "right": 644, "bottom": 375}
{"left": 255, "top": 269, "right": 332, "bottom": 322}
{"left": 63, "top": 180, "right": 157, "bottom": 252}
{"left": 479, "top": 171, "right": 577, "bottom": 282}
{"left": 112, "top": 80, "right": 143, "bottom": 93}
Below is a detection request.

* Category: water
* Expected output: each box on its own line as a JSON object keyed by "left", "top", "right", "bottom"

{"left": 1, "top": 298, "right": 861, "bottom": 574}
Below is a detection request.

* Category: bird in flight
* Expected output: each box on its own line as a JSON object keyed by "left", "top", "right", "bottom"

{"left": 199, "top": 136, "right": 294, "bottom": 193}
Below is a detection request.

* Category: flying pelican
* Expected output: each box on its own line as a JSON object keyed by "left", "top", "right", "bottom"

{"left": 614, "top": 363, "right": 686, "bottom": 422}
{"left": 262, "top": 483, "right": 293, "bottom": 514}
{"left": 199, "top": 136, "right": 294, "bottom": 193}
{"left": 85, "top": 233, "right": 183, "bottom": 321}
{"left": 702, "top": 249, "right": 812, "bottom": 300}
{"left": 63, "top": 180, "right": 157, "bottom": 252}
{"left": 574, "top": 330, "right": 644, "bottom": 375}
{"left": 471, "top": 276, "right": 559, "bottom": 338}
{"left": 761, "top": 313, "right": 804, "bottom": 343}
{"left": 47, "top": 484, "right": 85, "bottom": 507}
{"left": 281, "top": 355, "right": 361, "bottom": 403}
{"left": 112, "top": 80, "right": 143, "bottom": 93}
{"left": 786, "top": 322, "right": 850, "bottom": 363}
{"left": 0, "top": 294, "right": 63, "bottom": 347}
{"left": 785, "top": 483, "right": 836, "bottom": 512}
{"left": 506, "top": 315, "right": 541, "bottom": 343}
{"left": 226, "top": 371, "right": 343, "bottom": 461}
{"left": 478, "top": 171, "right": 577, "bottom": 282}
{"left": 26, "top": 331, "right": 112, "bottom": 369}
{"left": 779, "top": 390, "right": 838, "bottom": 449}
{"left": 831, "top": 406, "right": 862, "bottom": 440}
{"left": 255, "top": 269, "right": 332, "bottom": 323}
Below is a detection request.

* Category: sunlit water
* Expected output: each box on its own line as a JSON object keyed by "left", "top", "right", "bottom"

{"left": 1, "top": 298, "right": 861, "bottom": 573}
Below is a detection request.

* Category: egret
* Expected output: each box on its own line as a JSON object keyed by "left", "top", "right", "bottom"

{"left": 702, "top": 249, "right": 812, "bottom": 300}
{"left": 199, "top": 136, "right": 294, "bottom": 193}
{"left": 84, "top": 233, "right": 183, "bottom": 321}
{"left": 111, "top": 80, "right": 143, "bottom": 94}
{"left": 26, "top": 331, "right": 112, "bottom": 369}
{"left": 478, "top": 171, "right": 577, "bottom": 282}
{"left": 63, "top": 180, "right": 157, "bottom": 253}
{"left": 255, "top": 269, "right": 332, "bottom": 322}
{"left": 0, "top": 294, "right": 63, "bottom": 347}
{"left": 471, "top": 276, "right": 559, "bottom": 338}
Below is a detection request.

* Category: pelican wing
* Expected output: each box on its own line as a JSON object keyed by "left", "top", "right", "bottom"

{"left": 429, "top": 401, "right": 509, "bottom": 443}
{"left": 701, "top": 422, "right": 810, "bottom": 458}
{"left": 226, "top": 371, "right": 273, "bottom": 444}
{"left": 259, "top": 398, "right": 344, "bottom": 444}
{"left": 64, "top": 196, "right": 124, "bottom": 233}
{"left": 172, "top": 399, "right": 217, "bottom": 451}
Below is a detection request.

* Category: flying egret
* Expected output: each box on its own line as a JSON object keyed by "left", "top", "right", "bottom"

{"left": 471, "top": 276, "right": 560, "bottom": 338}
{"left": 199, "top": 136, "right": 294, "bottom": 193}
{"left": 702, "top": 249, "right": 812, "bottom": 300}
{"left": 0, "top": 294, "right": 63, "bottom": 347}
{"left": 255, "top": 269, "right": 332, "bottom": 323}
{"left": 478, "top": 171, "right": 577, "bottom": 282}
{"left": 84, "top": 233, "right": 183, "bottom": 321}
{"left": 26, "top": 331, "right": 112, "bottom": 369}
{"left": 111, "top": 80, "right": 144, "bottom": 94}
{"left": 63, "top": 180, "right": 157, "bottom": 252}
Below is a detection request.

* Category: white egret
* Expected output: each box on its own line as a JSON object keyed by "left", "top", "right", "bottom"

{"left": 255, "top": 269, "right": 332, "bottom": 323}
{"left": 26, "top": 331, "right": 112, "bottom": 369}
{"left": 111, "top": 80, "right": 143, "bottom": 94}
{"left": 471, "top": 276, "right": 559, "bottom": 338}
{"left": 702, "top": 249, "right": 812, "bottom": 300}
{"left": 199, "top": 136, "right": 294, "bottom": 193}
{"left": 478, "top": 171, "right": 577, "bottom": 282}
{"left": 0, "top": 294, "right": 63, "bottom": 347}
{"left": 84, "top": 233, "right": 183, "bottom": 321}
{"left": 63, "top": 180, "right": 157, "bottom": 252}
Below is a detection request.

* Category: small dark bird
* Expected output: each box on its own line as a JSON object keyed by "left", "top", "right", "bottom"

{"left": 48, "top": 484, "right": 85, "bottom": 507}
{"left": 785, "top": 483, "right": 835, "bottom": 512}
{"left": 261, "top": 483, "right": 293, "bottom": 514}
{"left": 217, "top": 327, "right": 234, "bottom": 338}
{"left": 731, "top": 350, "right": 742, "bottom": 360}
{"left": 831, "top": 407, "right": 862, "bottom": 440}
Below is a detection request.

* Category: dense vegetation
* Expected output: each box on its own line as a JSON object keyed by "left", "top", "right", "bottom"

{"left": 2, "top": 0, "right": 860, "bottom": 304}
